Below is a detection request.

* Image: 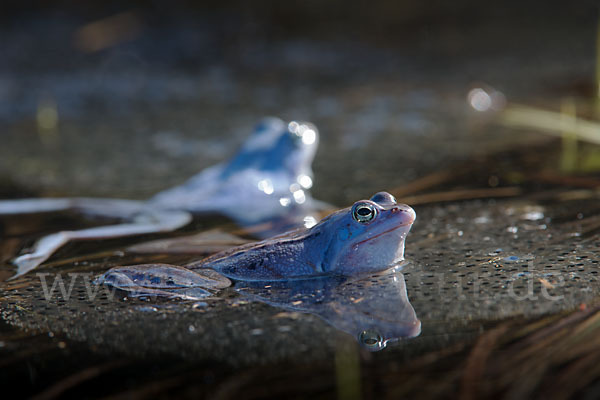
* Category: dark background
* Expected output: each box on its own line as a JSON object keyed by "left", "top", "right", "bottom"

{"left": 1, "top": 1, "right": 598, "bottom": 205}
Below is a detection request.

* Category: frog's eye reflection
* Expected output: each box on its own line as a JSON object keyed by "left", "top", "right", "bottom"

{"left": 352, "top": 203, "right": 377, "bottom": 223}
{"left": 358, "top": 330, "right": 384, "bottom": 349}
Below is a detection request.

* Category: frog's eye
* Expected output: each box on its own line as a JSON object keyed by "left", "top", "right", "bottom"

{"left": 358, "top": 330, "right": 384, "bottom": 350}
{"left": 352, "top": 202, "right": 377, "bottom": 223}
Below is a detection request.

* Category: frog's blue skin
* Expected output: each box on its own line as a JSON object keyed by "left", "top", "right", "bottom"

{"left": 0, "top": 118, "right": 323, "bottom": 278}
{"left": 186, "top": 191, "right": 415, "bottom": 280}
{"left": 235, "top": 270, "right": 421, "bottom": 351}
{"left": 96, "top": 192, "right": 416, "bottom": 292}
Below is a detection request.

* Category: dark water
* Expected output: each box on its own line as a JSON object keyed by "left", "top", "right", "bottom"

{"left": 2, "top": 2, "right": 600, "bottom": 399}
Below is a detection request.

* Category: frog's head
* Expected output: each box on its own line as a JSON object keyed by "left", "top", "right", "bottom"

{"left": 225, "top": 118, "right": 319, "bottom": 187}
{"left": 317, "top": 192, "right": 415, "bottom": 276}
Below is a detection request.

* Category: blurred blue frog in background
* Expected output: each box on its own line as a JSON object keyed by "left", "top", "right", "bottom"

{"left": 0, "top": 118, "right": 326, "bottom": 278}
{"left": 149, "top": 118, "right": 322, "bottom": 223}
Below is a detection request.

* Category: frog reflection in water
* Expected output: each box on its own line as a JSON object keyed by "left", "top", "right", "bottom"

{"left": 97, "top": 192, "right": 419, "bottom": 350}
{"left": 236, "top": 271, "right": 421, "bottom": 351}
{"left": 0, "top": 118, "right": 323, "bottom": 278}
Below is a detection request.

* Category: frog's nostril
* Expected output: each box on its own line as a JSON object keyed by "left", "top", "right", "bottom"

{"left": 394, "top": 206, "right": 416, "bottom": 224}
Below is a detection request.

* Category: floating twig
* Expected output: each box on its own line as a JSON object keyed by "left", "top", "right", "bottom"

{"left": 390, "top": 168, "right": 467, "bottom": 198}
{"left": 31, "top": 360, "right": 130, "bottom": 400}
{"left": 398, "top": 187, "right": 521, "bottom": 205}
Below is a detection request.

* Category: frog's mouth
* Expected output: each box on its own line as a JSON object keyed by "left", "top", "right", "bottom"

{"left": 356, "top": 223, "right": 411, "bottom": 246}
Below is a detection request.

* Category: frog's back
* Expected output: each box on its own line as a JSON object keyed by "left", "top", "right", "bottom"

{"left": 186, "top": 228, "right": 321, "bottom": 281}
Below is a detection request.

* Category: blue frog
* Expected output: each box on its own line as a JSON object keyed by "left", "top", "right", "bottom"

{"left": 97, "top": 192, "right": 416, "bottom": 294}
{"left": 97, "top": 192, "right": 419, "bottom": 351}
{"left": 0, "top": 118, "right": 323, "bottom": 278}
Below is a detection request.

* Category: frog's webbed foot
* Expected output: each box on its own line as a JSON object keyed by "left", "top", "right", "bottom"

{"left": 13, "top": 253, "right": 55, "bottom": 277}
{"left": 95, "top": 263, "right": 231, "bottom": 300}
{"left": 11, "top": 231, "right": 73, "bottom": 278}
{"left": 9, "top": 210, "right": 193, "bottom": 279}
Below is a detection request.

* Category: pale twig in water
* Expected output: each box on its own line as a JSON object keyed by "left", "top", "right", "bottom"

{"left": 499, "top": 104, "right": 600, "bottom": 146}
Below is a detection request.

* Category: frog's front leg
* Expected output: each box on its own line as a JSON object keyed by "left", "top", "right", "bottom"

{"left": 95, "top": 263, "right": 231, "bottom": 300}
{"left": 10, "top": 210, "right": 192, "bottom": 279}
